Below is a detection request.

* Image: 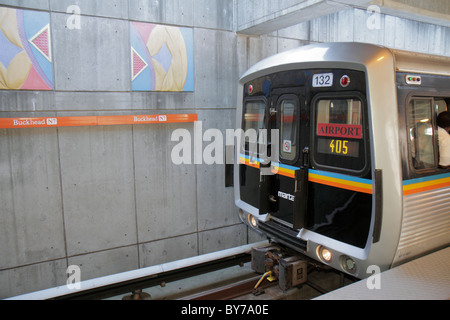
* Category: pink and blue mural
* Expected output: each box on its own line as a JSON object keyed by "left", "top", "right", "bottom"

{"left": 0, "top": 7, "right": 53, "bottom": 90}
{"left": 130, "top": 22, "right": 194, "bottom": 92}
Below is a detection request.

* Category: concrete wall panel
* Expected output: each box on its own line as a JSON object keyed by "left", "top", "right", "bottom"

{"left": 0, "top": 259, "right": 66, "bottom": 299}
{"left": 50, "top": 0, "right": 129, "bottom": 19}
{"left": 193, "top": 0, "right": 233, "bottom": 31}
{"left": 0, "top": 129, "right": 65, "bottom": 270}
{"left": 139, "top": 233, "right": 198, "bottom": 267}
{"left": 131, "top": 92, "right": 195, "bottom": 111}
{"left": 246, "top": 35, "right": 278, "bottom": 68}
{"left": 276, "top": 37, "right": 304, "bottom": 54}
{"left": 353, "top": 7, "right": 384, "bottom": 45}
{"left": 277, "top": 21, "right": 310, "bottom": 41}
{"left": 194, "top": 28, "right": 238, "bottom": 108}
{"left": 68, "top": 246, "right": 139, "bottom": 281}
{"left": 195, "top": 109, "right": 238, "bottom": 231}
{"left": 129, "top": 0, "right": 194, "bottom": 26}
{"left": 0, "top": 0, "right": 49, "bottom": 10}
{"left": 52, "top": 13, "right": 130, "bottom": 92}
{"left": 54, "top": 92, "right": 132, "bottom": 112}
{"left": 58, "top": 126, "right": 136, "bottom": 256}
{"left": 198, "top": 224, "right": 247, "bottom": 255}
{"left": 0, "top": 91, "right": 55, "bottom": 112}
{"left": 134, "top": 123, "right": 197, "bottom": 243}
{"left": 129, "top": 0, "right": 233, "bottom": 30}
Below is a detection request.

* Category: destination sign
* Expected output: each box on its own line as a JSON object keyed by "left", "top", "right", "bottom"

{"left": 317, "top": 123, "right": 362, "bottom": 139}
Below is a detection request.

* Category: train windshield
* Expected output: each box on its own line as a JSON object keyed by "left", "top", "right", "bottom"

{"left": 309, "top": 94, "right": 372, "bottom": 248}
{"left": 313, "top": 97, "right": 367, "bottom": 173}
{"left": 243, "top": 99, "right": 266, "bottom": 156}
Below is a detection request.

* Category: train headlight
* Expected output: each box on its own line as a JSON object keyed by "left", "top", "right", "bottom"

{"left": 248, "top": 215, "right": 258, "bottom": 228}
{"left": 317, "top": 246, "right": 332, "bottom": 263}
{"left": 340, "top": 255, "right": 357, "bottom": 274}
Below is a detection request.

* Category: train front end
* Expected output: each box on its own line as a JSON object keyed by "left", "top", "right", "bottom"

{"left": 233, "top": 43, "right": 402, "bottom": 279}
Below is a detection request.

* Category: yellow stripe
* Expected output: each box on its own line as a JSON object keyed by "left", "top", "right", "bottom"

{"left": 239, "top": 161, "right": 373, "bottom": 194}
{"left": 240, "top": 157, "right": 260, "bottom": 168}
{"left": 403, "top": 177, "right": 450, "bottom": 192}
{"left": 403, "top": 177, "right": 450, "bottom": 195}
{"left": 272, "top": 166, "right": 295, "bottom": 177}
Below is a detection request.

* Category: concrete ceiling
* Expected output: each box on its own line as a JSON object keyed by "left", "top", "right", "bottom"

{"left": 236, "top": 0, "right": 450, "bottom": 35}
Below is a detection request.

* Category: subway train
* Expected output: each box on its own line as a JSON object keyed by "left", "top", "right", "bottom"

{"left": 232, "top": 42, "right": 450, "bottom": 279}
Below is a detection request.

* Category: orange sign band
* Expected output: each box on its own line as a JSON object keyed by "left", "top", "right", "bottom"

{"left": 0, "top": 114, "right": 198, "bottom": 129}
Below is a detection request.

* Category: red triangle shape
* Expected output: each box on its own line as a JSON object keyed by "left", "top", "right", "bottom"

{"left": 132, "top": 49, "right": 147, "bottom": 79}
{"left": 20, "top": 65, "right": 51, "bottom": 90}
{"left": 31, "top": 28, "right": 50, "bottom": 59}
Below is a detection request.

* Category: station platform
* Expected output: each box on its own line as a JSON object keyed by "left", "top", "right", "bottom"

{"left": 315, "top": 247, "right": 450, "bottom": 300}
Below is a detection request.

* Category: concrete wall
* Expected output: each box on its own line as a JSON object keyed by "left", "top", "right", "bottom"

{"left": 0, "top": 0, "right": 449, "bottom": 298}
{"left": 0, "top": 0, "right": 258, "bottom": 299}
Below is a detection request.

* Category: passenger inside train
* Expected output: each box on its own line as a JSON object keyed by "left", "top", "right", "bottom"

{"left": 409, "top": 98, "right": 450, "bottom": 170}
{"left": 437, "top": 109, "right": 450, "bottom": 168}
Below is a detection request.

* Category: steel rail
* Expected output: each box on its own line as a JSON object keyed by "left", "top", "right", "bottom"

{"left": 7, "top": 241, "right": 268, "bottom": 300}
{"left": 57, "top": 252, "right": 252, "bottom": 300}
{"left": 183, "top": 275, "right": 276, "bottom": 300}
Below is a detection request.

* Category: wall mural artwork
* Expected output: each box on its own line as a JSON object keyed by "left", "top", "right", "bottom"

{"left": 0, "top": 7, "right": 53, "bottom": 90}
{"left": 130, "top": 22, "right": 194, "bottom": 92}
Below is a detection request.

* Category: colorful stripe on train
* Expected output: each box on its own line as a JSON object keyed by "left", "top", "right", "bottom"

{"left": 240, "top": 154, "right": 450, "bottom": 195}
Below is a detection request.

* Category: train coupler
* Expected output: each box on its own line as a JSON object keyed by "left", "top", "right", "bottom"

{"left": 251, "top": 245, "right": 307, "bottom": 292}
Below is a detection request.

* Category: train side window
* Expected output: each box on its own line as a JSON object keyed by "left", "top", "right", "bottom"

{"left": 280, "top": 97, "right": 299, "bottom": 161}
{"left": 243, "top": 99, "right": 266, "bottom": 155}
{"left": 408, "top": 98, "right": 437, "bottom": 169}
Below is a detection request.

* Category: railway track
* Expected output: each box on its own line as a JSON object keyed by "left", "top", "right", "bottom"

{"left": 182, "top": 275, "right": 276, "bottom": 300}
{"left": 7, "top": 241, "right": 353, "bottom": 300}
{"left": 179, "top": 270, "right": 350, "bottom": 301}
{"left": 58, "top": 251, "right": 253, "bottom": 300}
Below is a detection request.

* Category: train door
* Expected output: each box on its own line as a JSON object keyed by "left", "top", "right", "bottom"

{"left": 239, "top": 97, "right": 267, "bottom": 209}
{"left": 268, "top": 92, "right": 306, "bottom": 229}
{"left": 239, "top": 90, "right": 305, "bottom": 224}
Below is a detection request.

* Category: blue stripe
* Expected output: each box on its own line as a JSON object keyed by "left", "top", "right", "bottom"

{"left": 272, "top": 162, "right": 300, "bottom": 171}
{"left": 403, "top": 172, "right": 450, "bottom": 186}
{"left": 240, "top": 154, "right": 264, "bottom": 163}
{"left": 309, "top": 169, "right": 372, "bottom": 185}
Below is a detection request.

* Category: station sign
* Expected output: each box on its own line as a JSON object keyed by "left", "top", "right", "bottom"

{"left": 0, "top": 114, "right": 198, "bottom": 129}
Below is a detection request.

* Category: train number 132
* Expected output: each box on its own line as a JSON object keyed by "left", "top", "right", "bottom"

{"left": 312, "top": 73, "right": 333, "bottom": 87}
{"left": 330, "top": 139, "right": 348, "bottom": 155}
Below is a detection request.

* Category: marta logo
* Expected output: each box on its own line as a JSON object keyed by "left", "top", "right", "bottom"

{"left": 278, "top": 191, "right": 295, "bottom": 202}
